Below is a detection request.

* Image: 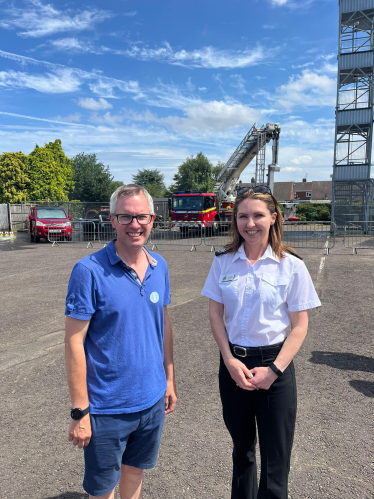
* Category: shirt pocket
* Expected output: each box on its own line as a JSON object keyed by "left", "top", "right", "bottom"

{"left": 260, "top": 273, "right": 290, "bottom": 307}
{"left": 219, "top": 275, "right": 239, "bottom": 301}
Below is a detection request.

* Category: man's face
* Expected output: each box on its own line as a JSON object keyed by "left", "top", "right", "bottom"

{"left": 110, "top": 193, "right": 154, "bottom": 250}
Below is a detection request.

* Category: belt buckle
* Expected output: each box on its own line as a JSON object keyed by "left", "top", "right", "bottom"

{"left": 233, "top": 345, "right": 247, "bottom": 357}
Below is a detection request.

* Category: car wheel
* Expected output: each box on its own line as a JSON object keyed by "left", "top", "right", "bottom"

{"left": 65, "top": 235, "right": 72, "bottom": 242}
{"left": 33, "top": 230, "right": 40, "bottom": 243}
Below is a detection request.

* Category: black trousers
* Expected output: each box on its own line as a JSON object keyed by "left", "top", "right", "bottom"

{"left": 219, "top": 343, "right": 297, "bottom": 499}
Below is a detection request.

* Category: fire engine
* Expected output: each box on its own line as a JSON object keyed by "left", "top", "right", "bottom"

{"left": 170, "top": 123, "right": 281, "bottom": 234}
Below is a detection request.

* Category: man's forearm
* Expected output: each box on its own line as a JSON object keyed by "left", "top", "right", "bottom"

{"left": 65, "top": 341, "right": 89, "bottom": 408}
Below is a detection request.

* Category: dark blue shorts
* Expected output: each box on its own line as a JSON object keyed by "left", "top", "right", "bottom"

{"left": 83, "top": 395, "right": 165, "bottom": 497}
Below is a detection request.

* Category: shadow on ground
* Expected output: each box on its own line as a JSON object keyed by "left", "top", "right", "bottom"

{"left": 309, "top": 351, "right": 374, "bottom": 373}
{"left": 309, "top": 351, "right": 374, "bottom": 398}
{"left": 42, "top": 493, "right": 88, "bottom": 499}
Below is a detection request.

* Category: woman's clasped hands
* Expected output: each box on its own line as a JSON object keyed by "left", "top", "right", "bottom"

{"left": 225, "top": 357, "right": 278, "bottom": 391}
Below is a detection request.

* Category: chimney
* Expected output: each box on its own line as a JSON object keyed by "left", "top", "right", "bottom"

{"left": 251, "top": 177, "right": 255, "bottom": 184}
{"left": 302, "top": 178, "right": 307, "bottom": 182}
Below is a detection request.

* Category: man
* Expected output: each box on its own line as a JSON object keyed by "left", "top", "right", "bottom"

{"left": 65, "top": 184, "right": 177, "bottom": 499}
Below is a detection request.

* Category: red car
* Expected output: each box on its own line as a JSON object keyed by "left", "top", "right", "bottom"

{"left": 29, "top": 206, "right": 72, "bottom": 242}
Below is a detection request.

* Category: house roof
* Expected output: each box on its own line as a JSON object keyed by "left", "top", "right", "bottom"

{"left": 311, "top": 181, "right": 332, "bottom": 200}
{"left": 273, "top": 182, "right": 294, "bottom": 202}
{"left": 294, "top": 181, "right": 313, "bottom": 192}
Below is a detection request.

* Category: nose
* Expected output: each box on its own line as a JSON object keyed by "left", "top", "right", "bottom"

{"left": 129, "top": 216, "right": 141, "bottom": 228}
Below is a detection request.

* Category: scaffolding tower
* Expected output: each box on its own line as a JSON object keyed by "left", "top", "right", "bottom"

{"left": 332, "top": 0, "right": 374, "bottom": 227}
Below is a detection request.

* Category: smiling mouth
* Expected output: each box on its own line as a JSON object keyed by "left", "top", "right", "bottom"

{"left": 245, "top": 230, "right": 259, "bottom": 234}
{"left": 127, "top": 232, "right": 143, "bottom": 237}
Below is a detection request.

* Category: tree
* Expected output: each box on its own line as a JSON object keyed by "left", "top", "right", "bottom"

{"left": 27, "top": 140, "right": 74, "bottom": 201}
{"left": 132, "top": 169, "right": 166, "bottom": 198}
{"left": 212, "top": 161, "right": 225, "bottom": 182}
{"left": 70, "top": 153, "right": 117, "bottom": 202}
{"left": 0, "top": 152, "right": 29, "bottom": 203}
{"left": 171, "top": 152, "right": 215, "bottom": 192}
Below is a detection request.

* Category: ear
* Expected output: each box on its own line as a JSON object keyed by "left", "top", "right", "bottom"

{"left": 271, "top": 212, "right": 277, "bottom": 225}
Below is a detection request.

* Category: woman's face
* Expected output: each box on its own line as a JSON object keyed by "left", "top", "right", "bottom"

{"left": 236, "top": 198, "right": 277, "bottom": 250}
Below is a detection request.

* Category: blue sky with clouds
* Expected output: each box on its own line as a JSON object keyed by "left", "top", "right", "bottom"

{"left": 0, "top": 0, "right": 338, "bottom": 187}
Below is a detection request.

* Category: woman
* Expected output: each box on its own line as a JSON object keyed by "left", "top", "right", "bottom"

{"left": 201, "top": 186, "right": 321, "bottom": 499}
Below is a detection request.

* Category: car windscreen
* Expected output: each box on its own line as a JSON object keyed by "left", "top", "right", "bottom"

{"left": 172, "top": 196, "right": 204, "bottom": 211}
{"left": 36, "top": 208, "right": 67, "bottom": 219}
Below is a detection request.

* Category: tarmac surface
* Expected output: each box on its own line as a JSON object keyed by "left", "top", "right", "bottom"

{"left": 0, "top": 232, "right": 373, "bottom": 499}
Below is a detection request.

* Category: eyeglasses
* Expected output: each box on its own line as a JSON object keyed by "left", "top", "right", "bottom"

{"left": 236, "top": 185, "right": 272, "bottom": 197}
{"left": 114, "top": 214, "right": 153, "bottom": 225}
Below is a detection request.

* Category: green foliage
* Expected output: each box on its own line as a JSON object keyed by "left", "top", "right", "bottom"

{"left": 27, "top": 140, "right": 74, "bottom": 201}
{"left": 171, "top": 153, "right": 215, "bottom": 192}
{"left": 132, "top": 168, "right": 166, "bottom": 198}
{"left": 0, "top": 152, "right": 29, "bottom": 203}
{"left": 296, "top": 203, "right": 331, "bottom": 221}
{"left": 212, "top": 161, "right": 225, "bottom": 182}
{"left": 70, "top": 153, "right": 118, "bottom": 202}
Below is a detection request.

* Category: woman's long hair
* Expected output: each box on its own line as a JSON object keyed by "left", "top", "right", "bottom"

{"left": 223, "top": 189, "right": 297, "bottom": 259}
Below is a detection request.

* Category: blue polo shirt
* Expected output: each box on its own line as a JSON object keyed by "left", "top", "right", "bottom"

{"left": 65, "top": 240, "right": 170, "bottom": 414}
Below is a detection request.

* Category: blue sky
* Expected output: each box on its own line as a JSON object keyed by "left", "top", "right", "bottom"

{"left": 0, "top": 0, "right": 338, "bottom": 187}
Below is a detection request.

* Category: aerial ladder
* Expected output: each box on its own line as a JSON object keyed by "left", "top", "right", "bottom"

{"left": 170, "top": 122, "right": 281, "bottom": 231}
{"left": 215, "top": 122, "right": 281, "bottom": 205}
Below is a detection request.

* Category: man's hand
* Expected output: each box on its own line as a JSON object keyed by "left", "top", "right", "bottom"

{"left": 165, "top": 379, "right": 177, "bottom": 415}
{"left": 68, "top": 413, "right": 92, "bottom": 449}
{"left": 249, "top": 366, "right": 278, "bottom": 390}
{"left": 224, "top": 357, "right": 256, "bottom": 390}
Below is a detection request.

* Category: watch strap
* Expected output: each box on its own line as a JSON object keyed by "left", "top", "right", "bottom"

{"left": 269, "top": 363, "right": 283, "bottom": 378}
{"left": 71, "top": 405, "right": 90, "bottom": 420}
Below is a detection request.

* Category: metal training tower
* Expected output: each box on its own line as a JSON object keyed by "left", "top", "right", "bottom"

{"left": 332, "top": 0, "right": 374, "bottom": 227}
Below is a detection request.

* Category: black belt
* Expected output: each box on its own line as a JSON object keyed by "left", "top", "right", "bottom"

{"left": 229, "top": 341, "right": 284, "bottom": 358}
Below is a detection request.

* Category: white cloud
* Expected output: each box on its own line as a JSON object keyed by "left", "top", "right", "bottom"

{"left": 51, "top": 113, "right": 81, "bottom": 123}
{"left": 0, "top": 0, "right": 113, "bottom": 38}
{"left": 78, "top": 97, "right": 113, "bottom": 111}
{"left": 230, "top": 74, "right": 247, "bottom": 94}
{"left": 124, "top": 11, "right": 137, "bottom": 17}
{"left": 124, "top": 41, "right": 275, "bottom": 69}
{"left": 0, "top": 111, "right": 93, "bottom": 127}
{"left": 51, "top": 38, "right": 108, "bottom": 54}
{"left": 0, "top": 69, "right": 82, "bottom": 93}
{"left": 283, "top": 166, "right": 303, "bottom": 172}
{"left": 291, "top": 155, "right": 312, "bottom": 165}
{"left": 161, "top": 101, "right": 262, "bottom": 132}
{"left": 273, "top": 69, "right": 336, "bottom": 112}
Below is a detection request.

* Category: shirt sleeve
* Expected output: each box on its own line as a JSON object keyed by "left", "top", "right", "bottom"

{"left": 201, "top": 257, "right": 224, "bottom": 304}
{"left": 163, "top": 264, "right": 171, "bottom": 306}
{"left": 65, "top": 262, "right": 97, "bottom": 320}
{"left": 286, "top": 260, "right": 321, "bottom": 312}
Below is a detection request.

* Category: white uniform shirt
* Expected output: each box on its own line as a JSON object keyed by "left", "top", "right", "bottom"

{"left": 201, "top": 244, "right": 321, "bottom": 347}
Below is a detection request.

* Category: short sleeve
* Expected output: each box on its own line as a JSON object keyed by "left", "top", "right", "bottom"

{"left": 65, "top": 262, "right": 97, "bottom": 320}
{"left": 201, "top": 257, "right": 224, "bottom": 304}
{"left": 286, "top": 260, "right": 321, "bottom": 312}
{"left": 164, "top": 265, "right": 171, "bottom": 306}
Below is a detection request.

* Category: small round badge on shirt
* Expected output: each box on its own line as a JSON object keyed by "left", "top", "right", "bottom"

{"left": 150, "top": 292, "right": 159, "bottom": 303}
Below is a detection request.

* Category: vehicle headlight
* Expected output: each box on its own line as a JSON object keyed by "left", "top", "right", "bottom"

{"left": 36, "top": 221, "right": 45, "bottom": 226}
{"left": 66, "top": 222, "right": 71, "bottom": 226}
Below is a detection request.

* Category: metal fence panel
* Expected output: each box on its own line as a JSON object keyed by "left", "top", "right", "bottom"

{"left": 204, "top": 221, "right": 335, "bottom": 253}
{"left": 98, "top": 222, "right": 116, "bottom": 245}
{"left": 47, "top": 221, "right": 96, "bottom": 247}
{"left": 344, "top": 221, "right": 374, "bottom": 253}
{"left": 148, "top": 221, "right": 203, "bottom": 251}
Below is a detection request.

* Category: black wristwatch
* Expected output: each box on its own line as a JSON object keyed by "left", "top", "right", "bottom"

{"left": 70, "top": 406, "right": 90, "bottom": 421}
{"left": 269, "top": 363, "right": 284, "bottom": 378}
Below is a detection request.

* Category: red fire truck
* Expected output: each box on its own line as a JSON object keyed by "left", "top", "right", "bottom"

{"left": 170, "top": 123, "right": 281, "bottom": 234}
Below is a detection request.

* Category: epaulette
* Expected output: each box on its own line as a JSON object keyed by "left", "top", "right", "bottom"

{"left": 215, "top": 248, "right": 230, "bottom": 257}
{"left": 285, "top": 249, "right": 303, "bottom": 260}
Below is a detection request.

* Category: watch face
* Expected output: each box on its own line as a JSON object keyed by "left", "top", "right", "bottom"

{"left": 71, "top": 408, "right": 83, "bottom": 420}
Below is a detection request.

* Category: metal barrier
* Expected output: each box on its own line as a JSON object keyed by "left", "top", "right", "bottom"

{"left": 47, "top": 221, "right": 96, "bottom": 247}
{"left": 203, "top": 221, "right": 335, "bottom": 254}
{"left": 148, "top": 221, "right": 203, "bottom": 251}
{"left": 282, "top": 221, "right": 335, "bottom": 254}
{"left": 203, "top": 222, "right": 232, "bottom": 251}
{"left": 344, "top": 221, "right": 374, "bottom": 254}
{"left": 98, "top": 222, "right": 116, "bottom": 245}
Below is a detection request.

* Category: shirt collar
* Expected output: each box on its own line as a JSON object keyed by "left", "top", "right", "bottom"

{"left": 106, "top": 239, "right": 158, "bottom": 267}
{"left": 231, "top": 243, "right": 280, "bottom": 263}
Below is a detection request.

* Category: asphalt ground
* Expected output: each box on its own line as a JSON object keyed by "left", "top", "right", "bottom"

{"left": 0, "top": 232, "right": 373, "bottom": 499}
